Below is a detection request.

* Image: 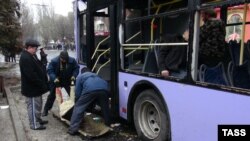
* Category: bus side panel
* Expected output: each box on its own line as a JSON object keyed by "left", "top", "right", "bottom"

{"left": 119, "top": 72, "right": 250, "bottom": 141}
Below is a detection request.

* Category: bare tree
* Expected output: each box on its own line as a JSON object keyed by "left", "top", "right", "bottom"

{"left": 19, "top": 1, "right": 74, "bottom": 48}
{"left": 35, "top": 2, "right": 54, "bottom": 47}
{"left": 20, "top": 1, "right": 36, "bottom": 42}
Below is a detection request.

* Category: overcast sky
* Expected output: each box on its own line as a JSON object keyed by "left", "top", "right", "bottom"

{"left": 21, "top": 0, "right": 74, "bottom": 16}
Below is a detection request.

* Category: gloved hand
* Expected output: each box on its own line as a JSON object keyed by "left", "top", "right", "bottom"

{"left": 54, "top": 78, "right": 60, "bottom": 87}
{"left": 71, "top": 76, "right": 75, "bottom": 81}
{"left": 54, "top": 78, "right": 60, "bottom": 83}
{"left": 71, "top": 76, "right": 75, "bottom": 85}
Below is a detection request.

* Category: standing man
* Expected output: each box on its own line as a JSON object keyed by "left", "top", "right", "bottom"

{"left": 39, "top": 47, "right": 48, "bottom": 69}
{"left": 68, "top": 67, "right": 111, "bottom": 135}
{"left": 199, "top": 9, "right": 226, "bottom": 67}
{"left": 19, "top": 39, "right": 49, "bottom": 130}
{"left": 42, "top": 51, "right": 79, "bottom": 116}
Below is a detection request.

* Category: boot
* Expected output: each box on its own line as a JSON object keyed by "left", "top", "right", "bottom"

{"left": 30, "top": 125, "right": 46, "bottom": 130}
{"left": 42, "top": 110, "right": 48, "bottom": 117}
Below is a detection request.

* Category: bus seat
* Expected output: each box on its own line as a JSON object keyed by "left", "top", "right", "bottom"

{"left": 231, "top": 61, "right": 250, "bottom": 89}
{"left": 199, "top": 62, "right": 229, "bottom": 86}
{"left": 199, "top": 64, "right": 206, "bottom": 82}
{"left": 142, "top": 46, "right": 160, "bottom": 74}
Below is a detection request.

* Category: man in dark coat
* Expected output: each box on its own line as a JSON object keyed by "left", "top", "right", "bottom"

{"left": 39, "top": 47, "right": 48, "bottom": 68}
{"left": 199, "top": 9, "right": 226, "bottom": 67}
{"left": 42, "top": 51, "right": 79, "bottom": 116}
{"left": 159, "top": 29, "right": 189, "bottom": 78}
{"left": 19, "top": 39, "right": 49, "bottom": 130}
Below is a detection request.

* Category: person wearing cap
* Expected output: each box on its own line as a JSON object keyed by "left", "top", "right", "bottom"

{"left": 19, "top": 39, "right": 49, "bottom": 130}
{"left": 39, "top": 47, "right": 48, "bottom": 69}
{"left": 42, "top": 51, "right": 79, "bottom": 116}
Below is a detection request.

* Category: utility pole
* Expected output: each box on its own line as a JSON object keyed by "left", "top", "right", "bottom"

{"left": 31, "top": 3, "right": 50, "bottom": 46}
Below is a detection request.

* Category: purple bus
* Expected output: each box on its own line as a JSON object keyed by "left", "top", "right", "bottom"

{"left": 74, "top": 0, "right": 250, "bottom": 140}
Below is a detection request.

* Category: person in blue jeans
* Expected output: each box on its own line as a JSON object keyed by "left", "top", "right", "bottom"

{"left": 68, "top": 67, "right": 111, "bottom": 135}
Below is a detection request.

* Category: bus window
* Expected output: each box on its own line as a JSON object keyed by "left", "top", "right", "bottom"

{"left": 226, "top": 4, "right": 250, "bottom": 42}
{"left": 122, "top": 10, "right": 189, "bottom": 79}
{"left": 225, "top": 4, "right": 250, "bottom": 89}
{"left": 198, "top": 8, "right": 229, "bottom": 86}
{"left": 125, "top": 0, "right": 187, "bottom": 18}
{"left": 197, "top": 3, "right": 250, "bottom": 89}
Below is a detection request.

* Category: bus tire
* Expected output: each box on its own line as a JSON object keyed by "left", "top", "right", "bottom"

{"left": 133, "top": 89, "right": 170, "bottom": 141}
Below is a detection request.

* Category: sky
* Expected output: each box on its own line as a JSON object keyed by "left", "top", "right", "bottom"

{"left": 21, "top": 0, "right": 74, "bottom": 16}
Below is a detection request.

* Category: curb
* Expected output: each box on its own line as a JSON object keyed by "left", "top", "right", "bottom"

{"left": 4, "top": 86, "right": 28, "bottom": 141}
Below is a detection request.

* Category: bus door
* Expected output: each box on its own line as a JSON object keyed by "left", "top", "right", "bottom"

{"left": 77, "top": 3, "right": 111, "bottom": 83}
{"left": 90, "top": 9, "right": 111, "bottom": 84}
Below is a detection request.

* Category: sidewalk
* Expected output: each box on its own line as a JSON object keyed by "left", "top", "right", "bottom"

{"left": 0, "top": 92, "right": 16, "bottom": 141}
{"left": 0, "top": 62, "right": 20, "bottom": 141}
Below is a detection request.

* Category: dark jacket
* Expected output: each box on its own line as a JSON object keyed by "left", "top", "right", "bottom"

{"left": 47, "top": 56, "right": 79, "bottom": 86}
{"left": 19, "top": 50, "right": 49, "bottom": 97}
{"left": 159, "top": 34, "right": 187, "bottom": 72}
{"left": 199, "top": 18, "right": 226, "bottom": 67}
{"left": 40, "top": 50, "right": 48, "bottom": 65}
{"left": 75, "top": 72, "right": 108, "bottom": 99}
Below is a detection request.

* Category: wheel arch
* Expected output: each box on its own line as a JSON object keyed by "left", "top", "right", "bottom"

{"left": 127, "top": 80, "right": 172, "bottom": 134}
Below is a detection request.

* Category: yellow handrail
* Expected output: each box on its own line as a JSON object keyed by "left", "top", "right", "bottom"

{"left": 239, "top": 3, "right": 247, "bottom": 65}
{"left": 91, "top": 36, "right": 110, "bottom": 60}
{"left": 124, "top": 47, "right": 148, "bottom": 50}
{"left": 91, "top": 48, "right": 110, "bottom": 71}
{"left": 150, "top": 0, "right": 182, "bottom": 9}
{"left": 124, "top": 31, "right": 142, "bottom": 57}
{"left": 125, "top": 46, "right": 144, "bottom": 57}
{"left": 125, "top": 31, "right": 141, "bottom": 43}
{"left": 97, "top": 59, "right": 110, "bottom": 74}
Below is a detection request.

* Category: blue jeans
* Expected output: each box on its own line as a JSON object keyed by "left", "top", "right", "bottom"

{"left": 69, "top": 90, "right": 111, "bottom": 132}
{"left": 171, "top": 70, "right": 187, "bottom": 78}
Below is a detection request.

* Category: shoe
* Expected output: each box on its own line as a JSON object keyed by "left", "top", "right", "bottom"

{"left": 39, "top": 120, "right": 48, "bottom": 125}
{"left": 67, "top": 130, "right": 80, "bottom": 136}
{"left": 30, "top": 125, "right": 46, "bottom": 130}
{"left": 42, "top": 110, "right": 48, "bottom": 117}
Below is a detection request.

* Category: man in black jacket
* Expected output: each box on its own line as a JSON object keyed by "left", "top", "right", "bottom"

{"left": 159, "top": 29, "right": 189, "bottom": 78}
{"left": 19, "top": 39, "right": 49, "bottom": 130}
{"left": 199, "top": 9, "right": 226, "bottom": 67}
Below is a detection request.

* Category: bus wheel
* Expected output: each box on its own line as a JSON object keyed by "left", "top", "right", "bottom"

{"left": 133, "top": 89, "right": 170, "bottom": 141}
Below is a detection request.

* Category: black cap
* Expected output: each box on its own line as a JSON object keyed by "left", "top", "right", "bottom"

{"left": 60, "top": 51, "right": 69, "bottom": 61}
{"left": 25, "top": 39, "right": 41, "bottom": 47}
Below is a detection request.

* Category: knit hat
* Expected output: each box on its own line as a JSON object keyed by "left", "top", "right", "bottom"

{"left": 25, "top": 39, "right": 40, "bottom": 47}
{"left": 59, "top": 51, "right": 69, "bottom": 61}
